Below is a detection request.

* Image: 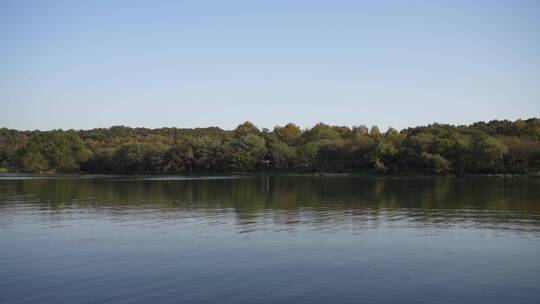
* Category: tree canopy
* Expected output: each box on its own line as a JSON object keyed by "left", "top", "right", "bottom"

{"left": 1, "top": 118, "right": 539, "bottom": 175}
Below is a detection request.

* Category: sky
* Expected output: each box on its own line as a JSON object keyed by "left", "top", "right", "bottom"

{"left": 1, "top": 0, "right": 539, "bottom": 131}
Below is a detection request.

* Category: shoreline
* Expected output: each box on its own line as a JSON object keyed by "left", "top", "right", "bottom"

{"left": 0, "top": 171, "right": 537, "bottom": 178}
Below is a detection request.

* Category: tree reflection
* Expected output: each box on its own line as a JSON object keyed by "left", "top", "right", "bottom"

{"left": 1, "top": 176, "right": 539, "bottom": 231}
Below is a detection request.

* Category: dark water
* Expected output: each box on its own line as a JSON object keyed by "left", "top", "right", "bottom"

{"left": 1, "top": 175, "right": 539, "bottom": 304}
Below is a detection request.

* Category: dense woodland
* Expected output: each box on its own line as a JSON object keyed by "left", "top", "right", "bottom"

{"left": 1, "top": 118, "right": 539, "bottom": 175}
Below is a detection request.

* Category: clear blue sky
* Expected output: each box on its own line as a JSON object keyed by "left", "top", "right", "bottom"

{"left": 1, "top": 0, "right": 539, "bottom": 131}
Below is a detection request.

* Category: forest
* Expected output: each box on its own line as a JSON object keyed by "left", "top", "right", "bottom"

{"left": 0, "top": 118, "right": 539, "bottom": 175}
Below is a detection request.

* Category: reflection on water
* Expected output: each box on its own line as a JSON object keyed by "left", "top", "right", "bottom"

{"left": 1, "top": 176, "right": 539, "bottom": 232}
{"left": 0, "top": 175, "right": 539, "bottom": 303}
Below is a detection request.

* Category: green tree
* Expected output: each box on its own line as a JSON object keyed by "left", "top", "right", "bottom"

{"left": 304, "top": 123, "right": 340, "bottom": 141}
{"left": 421, "top": 152, "right": 450, "bottom": 174}
{"left": 234, "top": 121, "right": 260, "bottom": 137}
{"left": 296, "top": 143, "right": 319, "bottom": 169}
{"left": 22, "top": 150, "right": 49, "bottom": 172}
{"left": 19, "top": 131, "right": 90, "bottom": 172}
{"left": 164, "top": 143, "right": 195, "bottom": 172}
{"left": 1, "top": 118, "right": 538, "bottom": 175}
{"left": 267, "top": 140, "right": 296, "bottom": 169}
{"left": 0, "top": 147, "right": 13, "bottom": 169}
{"left": 372, "top": 139, "right": 398, "bottom": 172}
{"left": 113, "top": 142, "right": 145, "bottom": 173}
{"left": 470, "top": 135, "right": 508, "bottom": 173}
{"left": 230, "top": 134, "right": 267, "bottom": 171}
{"left": 274, "top": 123, "right": 302, "bottom": 145}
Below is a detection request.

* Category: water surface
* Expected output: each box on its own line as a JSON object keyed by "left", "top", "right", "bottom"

{"left": 1, "top": 175, "right": 539, "bottom": 303}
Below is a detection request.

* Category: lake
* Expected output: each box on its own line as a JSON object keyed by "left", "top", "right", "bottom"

{"left": 0, "top": 174, "right": 539, "bottom": 303}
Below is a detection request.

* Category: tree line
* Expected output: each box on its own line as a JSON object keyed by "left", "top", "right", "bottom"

{"left": 1, "top": 118, "right": 539, "bottom": 175}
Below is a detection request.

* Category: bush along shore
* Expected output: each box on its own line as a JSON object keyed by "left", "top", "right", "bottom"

{"left": 1, "top": 118, "right": 539, "bottom": 176}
